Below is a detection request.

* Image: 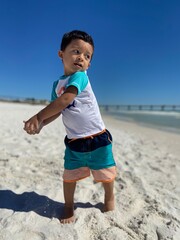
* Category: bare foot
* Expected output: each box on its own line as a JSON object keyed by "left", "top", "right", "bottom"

{"left": 103, "top": 196, "right": 115, "bottom": 212}
{"left": 59, "top": 205, "right": 75, "bottom": 224}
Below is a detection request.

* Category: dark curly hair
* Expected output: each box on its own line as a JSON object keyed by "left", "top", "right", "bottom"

{"left": 60, "top": 30, "right": 94, "bottom": 52}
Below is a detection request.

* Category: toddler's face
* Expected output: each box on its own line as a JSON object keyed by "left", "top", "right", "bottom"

{"left": 58, "top": 39, "right": 93, "bottom": 76}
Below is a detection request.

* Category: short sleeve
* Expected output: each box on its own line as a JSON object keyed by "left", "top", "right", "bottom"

{"left": 51, "top": 80, "right": 58, "bottom": 102}
{"left": 66, "top": 71, "right": 88, "bottom": 95}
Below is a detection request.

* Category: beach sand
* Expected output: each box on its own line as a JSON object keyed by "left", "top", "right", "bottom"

{"left": 0, "top": 102, "right": 179, "bottom": 240}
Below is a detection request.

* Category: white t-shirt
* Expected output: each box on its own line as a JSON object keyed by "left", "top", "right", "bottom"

{"left": 51, "top": 71, "right": 105, "bottom": 139}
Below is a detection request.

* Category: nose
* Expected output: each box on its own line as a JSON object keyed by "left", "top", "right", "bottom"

{"left": 77, "top": 54, "right": 83, "bottom": 61}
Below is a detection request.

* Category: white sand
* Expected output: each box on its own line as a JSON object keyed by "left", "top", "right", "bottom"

{"left": 0, "top": 102, "right": 179, "bottom": 240}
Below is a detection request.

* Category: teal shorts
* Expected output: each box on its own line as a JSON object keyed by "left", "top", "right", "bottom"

{"left": 63, "top": 129, "right": 116, "bottom": 182}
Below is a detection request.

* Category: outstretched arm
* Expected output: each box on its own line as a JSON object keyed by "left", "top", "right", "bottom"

{"left": 34, "top": 112, "right": 61, "bottom": 134}
{"left": 23, "top": 86, "right": 77, "bottom": 134}
{"left": 41, "top": 112, "right": 61, "bottom": 126}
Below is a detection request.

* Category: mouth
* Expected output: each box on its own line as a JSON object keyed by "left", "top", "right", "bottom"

{"left": 74, "top": 62, "right": 83, "bottom": 68}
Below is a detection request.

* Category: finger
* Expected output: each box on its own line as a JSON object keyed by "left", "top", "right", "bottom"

{"left": 27, "top": 129, "right": 35, "bottom": 135}
{"left": 24, "top": 121, "right": 30, "bottom": 130}
{"left": 29, "top": 122, "right": 36, "bottom": 132}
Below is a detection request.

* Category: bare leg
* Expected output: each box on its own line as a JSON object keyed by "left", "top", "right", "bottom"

{"left": 60, "top": 181, "right": 76, "bottom": 224}
{"left": 102, "top": 181, "right": 115, "bottom": 212}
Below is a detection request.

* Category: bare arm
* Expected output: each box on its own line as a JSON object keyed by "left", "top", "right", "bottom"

{"left": 42, "top": 112, "right": 61, "bottom": 126}
{"left": 37, "top": 86, "right": 77, "bottom": 122}
{"left": 24, "top": 86, "right": 77, "bottom": 134}
{"left": 35, "top": 112, "right": 61, "bottom": 134}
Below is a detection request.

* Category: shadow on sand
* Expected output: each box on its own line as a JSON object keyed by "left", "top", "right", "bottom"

{"left": 0, "top": 190, "right": 103, "bottom": 219}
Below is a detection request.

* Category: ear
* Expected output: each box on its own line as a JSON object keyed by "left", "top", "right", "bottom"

{"left": 87, "top": 62, "right": 91, "bottom": 69}
{"left": 58, "top": 50, "right": 63, "bottom": 59}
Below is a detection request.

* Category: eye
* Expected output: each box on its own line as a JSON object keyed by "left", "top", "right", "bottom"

{"left": 85, "top": 54, "right": 91, "bottom": 60}
{"left": 73, "top": 49, "right": 80, "bottom": 54}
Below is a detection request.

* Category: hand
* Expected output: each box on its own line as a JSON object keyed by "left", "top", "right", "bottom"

{"left": 23, "top": 114, "right": 42, "bottom": 135}
{"left": 33, "top": 122, "right": 44, "bottom": 134}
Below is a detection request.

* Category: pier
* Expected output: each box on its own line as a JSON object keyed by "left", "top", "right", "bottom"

{"left": 100, "top": 105, "right": 180, "bottom": 112}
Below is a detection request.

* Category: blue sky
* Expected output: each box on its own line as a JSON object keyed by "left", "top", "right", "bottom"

{"left": 0, "top": 0, "right": 180, "bottom": 105}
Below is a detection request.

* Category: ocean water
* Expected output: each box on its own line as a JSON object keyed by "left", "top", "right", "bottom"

{"left": 103, "top": 109, "right": 180, "bottom": 134}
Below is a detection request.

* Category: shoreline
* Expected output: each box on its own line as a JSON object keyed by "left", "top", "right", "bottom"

{"left": 103, "top": 113, "right": 180, "bottom": 156}
{"left": 103, "top": 111, "right": 180, "bottom": 135}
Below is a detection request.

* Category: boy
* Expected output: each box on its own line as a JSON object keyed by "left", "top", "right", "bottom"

{"left": 23, "top": 30, "right": 116, "bottom": 224}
